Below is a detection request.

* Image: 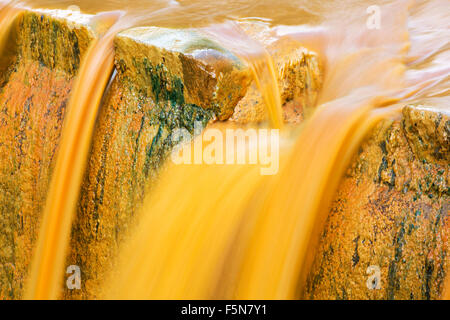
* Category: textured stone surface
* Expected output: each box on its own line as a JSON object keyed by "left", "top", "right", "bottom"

{"left": 4, "top": 11, "right": 444, "bottom": 301}
{"left": 305, "top": 105, "right": 449, "bottom": 300}
{"left": 0, "top": 9, "right": 97, "bottom": 299}
{"left": 65, "top": 26, "right": 253, "bottom": 299}
{"left": 230, "top": 21, "right": 322, "bottom": 124}
{"left": 115, "top": 27, "right": 253, "bottom": 120}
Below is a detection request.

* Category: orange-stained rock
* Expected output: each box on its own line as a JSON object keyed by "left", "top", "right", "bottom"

{"left": 305, "top": 105, "right": 449, "bottom": 300}
{"left": 63, "top": 22, "right": 321, "bottom": 299}
{"left": 65, "top": 26, "right": 253, "bottom": 299}
{"left": 230, "top": 21, "right": 322, "bottom": 124}
{"left": 0, "top": 9, "right": 98, "bottom": 299}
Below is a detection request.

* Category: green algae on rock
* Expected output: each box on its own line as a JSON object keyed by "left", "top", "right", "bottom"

{"left": 115, "top": 27, "right": 253, "bottom": 120}
{"left": 65, "top": 26, "right": 255, "bottom": 299}
{"left": 305, "top": 105, "right": 449, "bottom": 300}
{"left": 0, "top": 9, "right": 100, "bottom": 300}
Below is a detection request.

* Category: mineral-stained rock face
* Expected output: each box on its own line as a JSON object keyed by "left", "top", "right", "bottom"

{"left": 305, "top": 105, "right": 449, "bottom": 300}
{"left": 230, "top": 21, "right": 322, "bottom": 124}
{"left": 65, "top": 27, "right": 254, "bottom": 299}
{"left": 116, "top": 27, "right": 254, "bottom": 120}
{"left": 64, "top": 25, "right": 324, "bottom": 299}
{"left": 0, "top": 13, "right": 323, "bottom": 298}
{"left": 0, "top": 9, "right": 97, "bottom": 299}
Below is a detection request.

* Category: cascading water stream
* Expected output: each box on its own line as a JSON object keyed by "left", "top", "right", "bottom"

{"left": 0, "top": 0, "right": 447, "bottom": 300}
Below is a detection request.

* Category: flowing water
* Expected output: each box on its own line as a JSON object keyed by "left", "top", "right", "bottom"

{"left": 24, "top": 16, "right": 126, "bottom": 300}
{"left": 0, "top": 1, "right": 21, "bottom": 76}
{"left": 0, "top": 0, "right": 448, "bottom": 299}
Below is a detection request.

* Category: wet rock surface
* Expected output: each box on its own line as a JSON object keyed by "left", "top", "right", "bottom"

{"left": 0, "top": 9, "right": 98, "bottom": 299}
{"left": 65, "top": 25, "right": 322, "bottom": 299}
{"left": 66, "top": 26, "right": 252, "bottom": 299}
{"left": 0, "top": 15, "right": 324, "bottom": 299}
{"left": 230, "top": 21, "right": 322, "bottom": 124}
{"left": 1, "top": 8, "right": 446, "bottom": 301}
{"left": 305, "top": 105, "right": 449, "bottom": 300}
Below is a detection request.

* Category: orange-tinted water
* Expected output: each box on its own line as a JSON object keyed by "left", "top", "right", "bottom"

{"left": 0, "top": 0, "right": 448, "bottom": 299}
{"left": 23, "top": 19, "right": 126, "bottom": 299}
{"left": 0, "top": 2, "right": 21, "bottom": 72}
{"left": 103, "top": 0, "right": 449, "bottom": 300}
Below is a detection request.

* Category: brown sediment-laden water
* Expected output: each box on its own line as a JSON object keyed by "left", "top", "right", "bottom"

{"left": 0, "top": 0, "right": 448, "bottom": 300}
